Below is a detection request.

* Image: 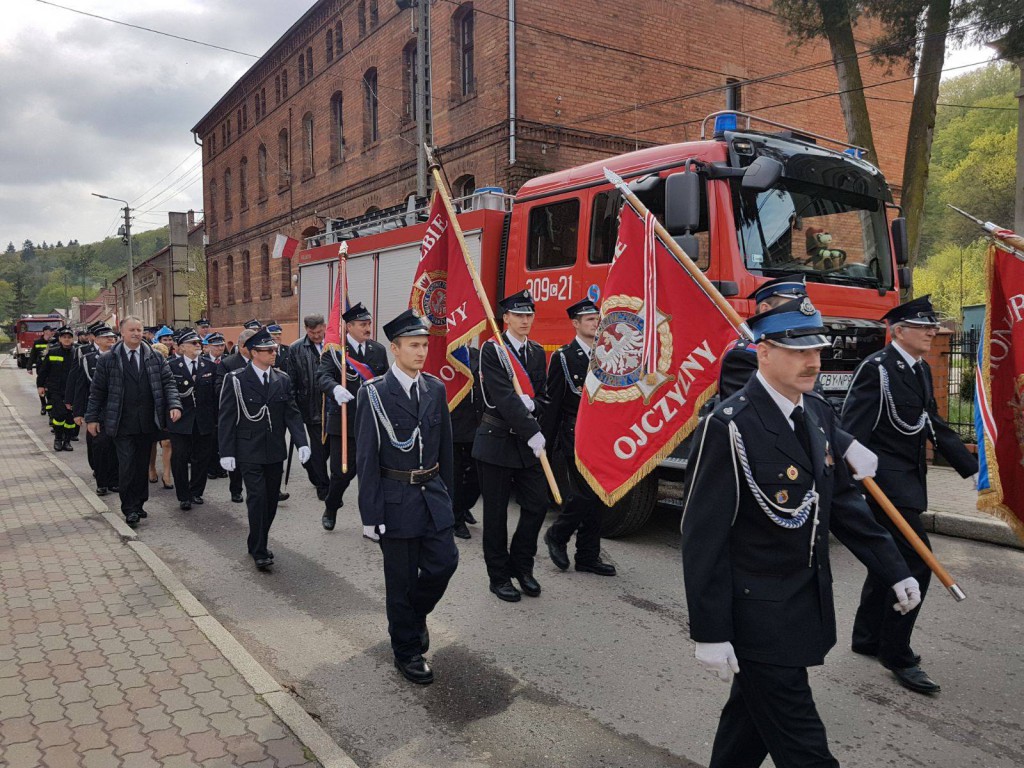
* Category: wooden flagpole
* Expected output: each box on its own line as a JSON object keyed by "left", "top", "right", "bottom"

{"left": 425, "top": 146, "right": 562, "bottom": 505}
{"left": 339, "top": 243, "right": 349, "bottom": 475}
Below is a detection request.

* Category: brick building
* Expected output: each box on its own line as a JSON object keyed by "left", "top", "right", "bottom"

{"left": 193, "top": 0, "right": 912, "bottom": 331}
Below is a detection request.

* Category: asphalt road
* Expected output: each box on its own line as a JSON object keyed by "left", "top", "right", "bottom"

{"left": 5, "top": 360, "right": 1024, "bottom": 768}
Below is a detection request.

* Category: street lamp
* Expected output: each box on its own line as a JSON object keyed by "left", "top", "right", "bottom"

{"left": 92, "top": 193, "right": 135, "bottom": 318}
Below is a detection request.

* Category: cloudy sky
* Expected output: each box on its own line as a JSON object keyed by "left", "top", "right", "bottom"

{"left": 0, "top": 1, "right": 996, "bottom": 251}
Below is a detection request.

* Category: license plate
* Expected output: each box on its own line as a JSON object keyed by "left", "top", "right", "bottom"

{"left": 818, "top": 372, "right": 853, "bottom": 392}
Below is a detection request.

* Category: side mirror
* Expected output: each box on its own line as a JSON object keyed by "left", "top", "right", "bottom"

{"left": 673, "top": 234, "right": 700, "bottom": 262}
{"left": 665, "top": 172, "right": 701, "bottom": 235}
{"left": 892, "top": 217, "right": 909, "bottom": 266}
{"left": 740, "top": 156, "right": 784, "bottom": 193}
{"left": 897, "top": 266, "right": 912, "bottom": 291}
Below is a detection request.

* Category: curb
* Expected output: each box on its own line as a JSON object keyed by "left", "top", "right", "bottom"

{"left": 921, "top": 509, "right": 1023, "bottom": 551}
{"left": 0, "top": 379, "right": 360, "bottom": 768}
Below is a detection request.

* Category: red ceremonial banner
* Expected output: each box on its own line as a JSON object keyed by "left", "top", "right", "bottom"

{"left": 575, "top": 203, "right": 737, "bottom": 505}
{"left": 409, "top": 193, "right": 487, "bottom": 408}
{"left": 975, "top": 243, "right": 1024, "bottom": 542}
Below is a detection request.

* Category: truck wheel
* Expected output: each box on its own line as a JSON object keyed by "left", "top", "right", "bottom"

{"left": 600, "top": 474, "right": 658, "bottom": 538}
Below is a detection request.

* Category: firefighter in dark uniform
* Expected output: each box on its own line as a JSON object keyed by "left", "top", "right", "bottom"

{"left": 355, "top": 309, "right": 458, "bottom": 686}
{"left": 842, "top": 295, "right": 978, "bottom": 695}
{"left": 541, "top": 298, "right": 616, "bottom": 576}
{"left": 267, "top": 322, "right": 292, "bottom": 372}
{"left": 167, "top": 330, "right": 218, "bottom": 510}
{"left": 450, "top": 345, "right": 482, "bottom": 540}
{"left": 218, "top": 328, "right": 310, "bottom": 570}
{"left": 473, "top": 289, "right": 549, "bottom": 603}
{"left": 28, "top": 325, "right": 55, "bottom": 415}
{"left": 315, "top": 302, "right": 389, "bottom": 531}
{"left": 682, "top": 298, "right": 918, "bottom": 768}
{"left": 37, "top": 326, "right": 77, "bottom": 452}
{"left": 202, "top": 332, "right": 229, "bottom": 479}
{"left": 68, "top": 324, "right": 119, "bottom": 494}
{"left": 219, "top": 329, "right": 255, "bottom": 501}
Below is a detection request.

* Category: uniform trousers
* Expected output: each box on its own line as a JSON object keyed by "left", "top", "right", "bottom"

{"left": 88, "top": 430, "right": 119, "bottom": 489}
{"left": 709, "top": 659, "right": 838, "bottom": 768}
{"left": 379, "top": 520, "right": 459, "bottom": 660}
{"left": 229, "top": 468, "right": 243, "bottom": 496}
{"left": 113, "top": 433, "right": 153, "bottom": 516}
{"left": 324, "top": 433, "right": 357, "bottom": 516}
{"left": 852, "top": 502, "right": 931, "bottom": 669}
{"left": 546, "top": 453, "right": 603, "bottom": 564}
{"left": 478, "top": 460, "right": 548, "bottom": 582}
{"left": 303, "top": 421, "right": 330, "bottom": 493}
{"left": 46, "top": 394, "right": 74, "bottom": 437}
{"left": 238, "top": 462, "right": 283, "bottom": 561}
{"left": 169, "top": 430, "right": 213, "bottom": 503}
{"left": 452, "top": 442, "right": 481, "bottom": 525}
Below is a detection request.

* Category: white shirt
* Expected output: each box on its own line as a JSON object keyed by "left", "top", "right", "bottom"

{"left": 506, "top": 333, "right": 527, "bottom": 355}
{"left": 250, "top": 360, "right": 272, "bottom": 385}
{"left": 575, "top": 336, "right": 593, "bottom": 358}
{"left": 391, "top": 363, "right": 421, "bottom": 400}
{"left": 891, "top": 341, "right": 921, "bottom": 367}
{"left": 183, "top": 356, "right": 199, "bottom": 375}
{"left": 347, "top": 333, "right": 364, "bottom": 356}
{"left": 756, "top": 372, "right": 805, "bottom": 431}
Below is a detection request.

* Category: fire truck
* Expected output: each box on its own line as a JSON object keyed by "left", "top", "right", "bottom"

{"left": 296, "top": 111, "right": 909, "bottom": 536}
{"left": 12, "top": 314, "right": 64, "bottom": 368}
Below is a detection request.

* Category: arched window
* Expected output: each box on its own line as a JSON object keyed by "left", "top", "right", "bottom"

{"left": 280, "top": 255, "right": 292, "bottom": 297}
{"left": 335, "top": 21, "right": 344, "bottom": 54}
{"left": 454, "top": 4, "right": 475, "bottom": 97}
{"left": 241, "top": 249, "right": 252, "bottom": 303}
{"left": 302, "top": 112, "right": 315, "bottom": 177}
{"left": 282, "top": 69, "right": 289, "bottom": 99}
{"left": 260, "top": 243, "right": 271, "bottom": 299}
{"left": 239, "top": 157, "right": 248, "bottom": 211}
{"left": 402, "top": 40, "right": 417, "bottom": 122}
{"left": 257, "top": 144, "right": 268, "bottom": 199}
{"left": 454, "top": 174, "right": 476, "bottom": 205}
{"left": 363, "top": 68, "right": 379, "bottom": 145}
{"left": 306, "top": 46, "right": 313, "bottom": 80}
{"left": 358, "top": 1, "right": 366, "bottom": 37}
{"left": 275, "top": 74, "right": 281, "bottom": 104}
{"left": 210, "top": 260, "right": 220, "bottom": 307}
{"left": 326, "top": 28, "right": 334, "bottom": 62}
{"left": 208, "top": 180, "right": 217, "bottom": 224}
{"left": 278, "top": 128, "right": 290, "bottom": 189}
{"left": 226, "top": 254, "right": 235, "bottom": 304}
{"left": 330, "top": 91, "right": 345, "bottom": 164}
{"left": 297, "top": 53, "right": 306, "bottom": 86}
{"left": 223, "top": 168, "right": 232, "bottom": 219}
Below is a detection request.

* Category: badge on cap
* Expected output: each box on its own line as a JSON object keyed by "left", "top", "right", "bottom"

{"left": 775, "top": 490, "right": 789, "bottom": 504}
{"left": 799, "top": 297, "right": 816, "bottom": 316}
{"left": 786, "top": 465, "right": 799, "bottom": 480}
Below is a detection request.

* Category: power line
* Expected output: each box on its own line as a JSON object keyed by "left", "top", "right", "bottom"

{"left": 129, "top": 149, "right": 201, "bottom": 206}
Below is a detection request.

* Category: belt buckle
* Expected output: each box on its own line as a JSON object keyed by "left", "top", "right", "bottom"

{"left": 410, "top": 468, "right": 427, "bottom": 485}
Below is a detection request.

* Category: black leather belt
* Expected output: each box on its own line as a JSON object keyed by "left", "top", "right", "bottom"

{"left": 481, "top": 413, "right": 513, "bottom": 433}
{"left": 381, "top": 464, "right": 439, "bottom": 485}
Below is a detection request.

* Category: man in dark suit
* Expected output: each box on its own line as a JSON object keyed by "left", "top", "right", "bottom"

{"left": 85, "top": 317, "right": 182, "bottom": 528}
{"left": 842, "top": 295, "right": 978, "bottom": 695}
{"left": 449, "top": 346, "right": 482, "bottom": 539}
{"left": 167, "top": 330, "right": 218, "bottom": 510}
{"left": 316, "top": 302, "right": 389, "bottom": 530}
{"left": 218, "top": 328, "right": 310, "bottom": 570}
{"left": 68, "top": 324, "right": 119, "bottom": 495}
{"left": 473, "top": 289, "right": 548, "bottom": 603}
{"left": 288, "top": 314, "right": 330, "bottom": 500}
{"left": 356, "top": 309, "right": 458, "bottom": 686}
{"left": 542, "top": 299, "right": 616, "bottom": 576}
{"left": 219, "top": 329, "right": 255, "bottom": 502}
{"left": 682, "top": 298, "right": 918, "bottom": 768}
{"left": 267, "top": 322, "right": 291, "bottom": 372}
{"left": 202, "top": 332, "right": 228, "bottom": 479}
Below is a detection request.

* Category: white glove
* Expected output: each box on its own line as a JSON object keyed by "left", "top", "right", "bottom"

{"left": 220, "top": 457, "right": 236, "bottom": 472}
{"left": 844, "top": 440, "right": 878, "bottom": 480}
{"left": 891, "top": 577, "right": 922, "bottom": 615}
{"left": 362, "top": 524, "right": 386, "bottom": 541}
{"left": 971, "top": 473, "right": 979, "bottom": 489}
{"left": 520, "top": 394, "right": 535, "bottom": 412}
{"left": 695, "top": 641, "right": 740, "bottom": 683}
{"left": 527, "top": 432, "right": 545, "bottom": 457}
{"left": 298, "top": 446, "right": 311, "bottom": 464}
{"left": 333, "top": 385, "right": 354, "bottom": 405}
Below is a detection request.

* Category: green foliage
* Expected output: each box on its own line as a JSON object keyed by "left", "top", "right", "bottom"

{"left": 912, "top": 238, "right": 987, "bottom": 318}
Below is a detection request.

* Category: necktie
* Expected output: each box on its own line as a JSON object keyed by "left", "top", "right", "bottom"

{"left": 790, "top": 405, "right": 814, "bottom": 462}
{"left": 188, "top": 361, "right": 194, "bottom": 378}
{"left": 912, "top": 362, "right": 929, "bottom": 397}
{"left": 129, "top": 349, "right": 138, "bottom": 372}
{"left": 262, "top": 371, "right": 270, "bottom": 394}
{"left": 410, "top": 381, "right": 419, "bottom": 412}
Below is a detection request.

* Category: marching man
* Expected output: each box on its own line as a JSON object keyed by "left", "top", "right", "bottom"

{"left": 682, "top": 298, "right": 919, "bottom": 768}
{"left": 356, "top": 309, "right": 458, "bottom": 685}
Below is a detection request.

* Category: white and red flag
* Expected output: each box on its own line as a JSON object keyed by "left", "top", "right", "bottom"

{"left": 272, "top": 233, "right": 299, "bottom": 260}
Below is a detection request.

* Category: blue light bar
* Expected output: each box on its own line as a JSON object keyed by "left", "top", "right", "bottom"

{"left": 843, "top": 147, "right": 866, "bottom": 160}
{"left": 714, "top": 113, "right": 738, "bottom": 136}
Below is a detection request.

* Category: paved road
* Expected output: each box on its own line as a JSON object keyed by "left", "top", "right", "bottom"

{"left": 5, "top": 362, "right": 1024, "bottom": 767}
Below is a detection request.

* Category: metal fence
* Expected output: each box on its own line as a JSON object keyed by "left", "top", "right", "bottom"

{"left": 944, "top": 330, "right": 978, "bottom": 443}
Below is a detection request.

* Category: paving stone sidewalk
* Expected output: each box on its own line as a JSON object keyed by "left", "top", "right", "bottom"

{"left": 0, "top": 417, "right": 319, "bottom": 767}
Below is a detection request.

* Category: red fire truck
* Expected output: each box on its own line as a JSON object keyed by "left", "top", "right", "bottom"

{"left": 296, "top": 112, "right": 909, "bottom": 535}
{"left": 13, "top": 314, "right": 64, "bottom": 368}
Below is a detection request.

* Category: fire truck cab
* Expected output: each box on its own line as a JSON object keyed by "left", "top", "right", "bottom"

{"left": 13, "top": 314, "right": 64, "bottom": 368}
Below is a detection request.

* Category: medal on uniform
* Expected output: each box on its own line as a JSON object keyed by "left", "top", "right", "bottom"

{"left": 775, "top": 490, "right": 789, "bottom": 504}
{"left": 786, "top": 465, "right": 798, "bottom": 480}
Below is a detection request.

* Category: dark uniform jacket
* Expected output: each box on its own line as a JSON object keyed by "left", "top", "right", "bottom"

{"left": 84, "top": 342, "right": 181, "bottom": 436}
{"left": 166, "top": 356, "right": 218, "bottom": 436}
{"left": 356, "top": 370, "right": 454, "bottom": 538}
{"left": 841, "top": 343, "right": 977, "bottom": 510}
{"left": 316, "top": 339, "right": 389, "bottom": 436}
{"left": 273, "top": 342, "right": 291, "bottom": 373}
{"left": 541, "top": 338, "right": 588, "bottom": 457}
{"left": 472, "top": 334, "right": 547, "bottom": 469}
{"left": 287, "top": 335, "right": 326, "bottom": 424}
{"left": 36, "top": 343, "right": 75, "bottom": 395}
{"left": 218, "top": 364, "right": 307, "bottom": 464}
{"left": 682, "top": 377, "right": 911, "bottom": 668}
{"left": 28, "top": 335, "right": 51, "bottom": 372}
{"left": 67, "top": 345, "right": 101, "bottom": 416}
{"left": 450, "top": 346, "right": 482, "bottom": 444}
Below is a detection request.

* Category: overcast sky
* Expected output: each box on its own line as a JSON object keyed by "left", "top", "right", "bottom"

{"left": 0, "top": 0, "right": 997, "bottom": 251}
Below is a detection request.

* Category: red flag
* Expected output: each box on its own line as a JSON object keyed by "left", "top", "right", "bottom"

{"left": 575, "top": 203, "right": 737, "bottom": 505}
{"left": 324, "top": 255, "right": 346, "bottom": 348}
{"left": 975, "top": 242, "right": 1024, "bottom": 542}
{"left": 409, "top": 193, "right": 487, "bottom": 408}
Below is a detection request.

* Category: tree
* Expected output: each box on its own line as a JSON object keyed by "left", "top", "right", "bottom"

{"left": 912, "top": 238, "right": 987, "bottom": 317}
{"left": 21, "top": 240, "right": 35, "bottom": 261}
{"left": 187, "top": 244, "right": 207, "bottom": 320}
{"left": 5, "top": 268, "right": 31, "bottom": 319}
{"left": 4, "top": 242, "right": 14, "bottom": 255}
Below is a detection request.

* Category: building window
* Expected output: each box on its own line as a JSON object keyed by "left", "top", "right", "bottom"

{"left": 402, "top": 40, "right": 418, "bottom": 122}
{"left": 257, "top": 144, "right": 268, "bottom": 199}
{"left": 527, "top": 199, "right": 580, "bottom": 270}
{"left": 260, "top": 88, "right": 266, "bottom": 118}
{"left": 335, "top": 21, "right": 344, "bottom": 54}
{"left": 306, "top": 46, "right": 313, "bottom": 80}
{"left": 282, "top": 69, "right": 288, "bottom": 99}
{"left": 281, "top": 256, "right": 292, "bottom": 297}
{"left": 239, "top": 157, "right": 249, "bottom": 211}
{"left": 326, "top": 27, "right": 334, "bottom": 62}
{"left": 210, "top": 260, "right": 219, "bottom": 307}
{"left": 208, "top": 180, "right": 217, "bottom": 224}
{"left": 209, "top": 132, "right": 216, "bottom": 156}
{"left": 253, "top": 93, "right": 260, "bottom": 121}
{"left": 242, "top": 103, "right": 248, "bottom": 131}
{"left": 278, "top": 128, "right": 290, "bottom": 189}
{"left": 226, "top": 118, "right": 232, "bottom": 143}
{"left": 358, "top": 1, "right": 366, "bottom": 37}
{"left": 275, "top": 75, "right": 281, "bottom": 104}
{"left": 455, "top": 4, "right": 474, "bottom": 98}
{"left": 330, "top": 91, "right": 345, "bottom": 164}
{"left": 223, "top": 168, "right": 232, "bottom": 219}
{"left": 726, "top": 78, "right": 742, "bottom": 111}
{"left": 260, "top": 244, "right": 271, "bottom": 299}
{"left": 369, "top": 0, "right": 378, "bottom": 27}
{"left": 298, "top": 53, "right": 306, "bottom": 86}
{"left": 363, "top": 68, "right": 379, "bottom": 145}
{"left": 221, "top": 123, "right": 227, "bottom": 147}
{"left": 226, "top": 255, "right": 235, "bottom": 304}
{"left": 241, "top": 250, "right": 252, "bottom": 302}
{"left": 454, "top": 174, "right": 476, "bottom": 203}
{"left": 302, "top": 112, "right": 315, "bottom": 178}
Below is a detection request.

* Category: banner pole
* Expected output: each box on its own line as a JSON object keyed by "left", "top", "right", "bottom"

{"left": 426, "top": 145, "right": 562, "bottom": 505}
{"left": 339, "top": 246, "right": 349, "bottom": 475}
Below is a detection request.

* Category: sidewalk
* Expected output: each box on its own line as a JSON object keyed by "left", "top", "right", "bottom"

{"left": 922, "top": 465, "right": 1022, "bottom": 550}
{"left": 0, "top": 388, "right": 354, "bottom": 766}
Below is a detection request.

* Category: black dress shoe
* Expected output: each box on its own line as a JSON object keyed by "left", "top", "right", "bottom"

{"left": 489, "top": 579, "right": 522, "bottom": 602}
{"left": 316, "top": 487, "right": 329, "bottom": 501}
{"left": 278, "top": 491, "right": 290, "bottom": 501}
{"left": 544, "top": 528, "right": 569, "bottom": 571}
{"left": 322, "top": 514, "right": 336, "bottom": 531}
{"left": 853, "top": 646, "right": 922, "bottom": 665}
{"left": 231, "top": 493, "right": 243, "bottom": 503}
{"left": 464, "top": 510, "right": 477, "bottom": 525}
{"left": 40, "top": 407, "right": 47, "bottom": 416}
{"left": 109, "top": 486, "right": 119, "bottom": 492}
{"left": 96, "top": 487, "right": 108, "bottom": 497}
{"left": 887, "top": 664, "right": 940, "bottom": 694}
{"left": 576, "top": 560, "right": 617, "bottom": 576}
{"left": 207, "top": 472, "right": 219, "bottom": 480}
{"left": 254, "top": 558, "right": 273, "bottom": 571}
{"left": 125, "top": 513, "right": 140, "bottom": 528}
{"left": 395, "top": 655, "right": 433, "bottom": 685}
{"left": 179, "top": 501, "right": 192, "bottom": 511}
{"left": 70, "top": 435, "right": 79, "bottom": 441}
{"left": 138, "top": 509, "right": 148, "bottom": 518}
{"left": 191, "top": 496, "right": 204, "bottom": 505}
{"left": 62, "top": 439, "right": 73, "bottom": 451}
{"left": 266, "top": 550, "right": 274, "bottom": 560}
{"left": 512, "top": 572, "right": 541, "bottom": 597}
{"left": 453, "top": 522, "right": 471, "bottom": 539}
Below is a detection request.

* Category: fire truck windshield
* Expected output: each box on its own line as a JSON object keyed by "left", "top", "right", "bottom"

{"left": 731, "top": 177, "right": 893, "bottom": 290}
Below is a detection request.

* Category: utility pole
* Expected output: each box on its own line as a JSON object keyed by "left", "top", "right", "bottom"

{"left": 92, "top": 194, "right": 135, "bottom": 316}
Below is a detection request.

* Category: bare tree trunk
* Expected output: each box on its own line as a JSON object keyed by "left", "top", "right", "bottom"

{"left": 818, "top": 0, "right": 878, "bottom": 160}
{"left": 901, "top": 0, "right": 952, "bottom": 272}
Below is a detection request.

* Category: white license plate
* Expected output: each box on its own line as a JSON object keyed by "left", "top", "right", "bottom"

{"left": 818, "top": 372, "right": 853, "bottom": 391}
